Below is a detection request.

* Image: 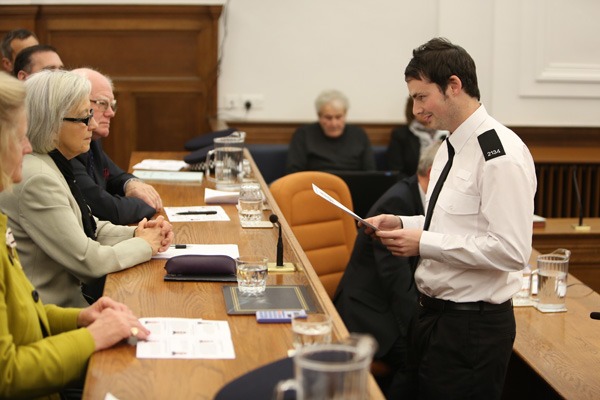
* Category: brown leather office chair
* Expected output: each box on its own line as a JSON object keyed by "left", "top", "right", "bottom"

{"left": 270, "top": 171, "right": 357, "bottom": 299}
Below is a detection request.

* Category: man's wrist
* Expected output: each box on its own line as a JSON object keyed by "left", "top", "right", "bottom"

{"left": 124, "top": 177, "right": 143, "bottom": 192}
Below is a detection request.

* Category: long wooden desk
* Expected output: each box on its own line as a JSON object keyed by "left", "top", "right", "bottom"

{"left": 83, "top": 151, "right": 384, "bottom": 399}
{"left": 506, "top": 251, "right": 600, "bottom": 400}
{"left": 533, "top": 218, "right": 600, "bottom": 292}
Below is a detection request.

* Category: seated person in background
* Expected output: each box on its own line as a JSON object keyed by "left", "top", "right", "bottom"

{"left": 71, "top": 67, "right": 160, "bottom": 225}
{"left": 0, "top": 71, "right": 150, "bottom": 400}
{"left": 1, "top": 28, "right": 39, "bottom": 73}
{"left": 13, "top": 44, "right": 64, "bottom": 80}
{"left": 286, "top": 89, "right": 376, "bottom": 173}
{"left": 385, "top": 96, "right": 447, "bottom": 178}
{"left": 333, "top": 141, "right": 440, "bottom": 398}
{"left": 0, "top": 70, "right": 173, "bottom": 309}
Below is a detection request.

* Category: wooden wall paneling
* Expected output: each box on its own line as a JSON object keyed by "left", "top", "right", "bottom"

{"left": 26, "top": 5, "right": 222, "bottom": 169}
{"left": 0, "top": 6, "right": 37, "bottom": 38}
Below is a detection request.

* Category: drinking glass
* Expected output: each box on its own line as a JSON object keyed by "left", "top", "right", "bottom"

{"left": 235, "top": 255, "right": 268, "bottom": 295}
{"left": 238, "top": 181, "right": 263, "bottom": 224}
{"left": 291, "top": 313, "right": 332, "bottom": 350}
{"left": 536, "top": 248, "right": 571, "bottom": 312}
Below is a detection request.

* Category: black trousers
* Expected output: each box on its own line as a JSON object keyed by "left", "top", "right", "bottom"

{"left": 411, "top": 301, "right": 516, "bottom": 400}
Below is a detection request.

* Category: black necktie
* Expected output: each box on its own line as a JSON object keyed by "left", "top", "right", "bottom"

{"left": 423, "top": 139, "right": 455, "bottom": 231}
{"left": 87, "top": 150, "right": 98, "bottom": 183}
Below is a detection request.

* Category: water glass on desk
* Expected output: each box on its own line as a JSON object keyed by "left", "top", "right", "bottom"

{"left": 235, "top": 256, "right": 268, "bottom": 295}
{"left": 292, "top": 313, "right": 332, "bottom": 349}
{"left": 536, "top": 248, "right": 571, "bottom": 312}
{"left": 238, "top": 181, "right": 263, "bottom": 223}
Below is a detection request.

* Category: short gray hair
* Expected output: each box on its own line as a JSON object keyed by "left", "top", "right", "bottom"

{"left": 417, "top": 141, "right": 442, "bottom": 177}
{"left": 25, "top": 70, "right": 91, "bottom": 153}
{"left": 314, "top": 89, "right": 349, "bottom": 115}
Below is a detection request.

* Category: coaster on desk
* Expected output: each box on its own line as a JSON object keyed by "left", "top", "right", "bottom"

{"left": 267, "top": 262, "right": 296, "bottom": 273}
{"left": 240, "top": 220, "right": 273, "bottom": 229}
{"left": 223, "top": 285, "right": 317, "bottom": 315}
{"left": 534, "top": 303, "right": 567, "bottom": 313}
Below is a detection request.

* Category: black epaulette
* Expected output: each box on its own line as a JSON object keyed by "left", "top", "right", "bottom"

{"left": 477, "top": 129, "right": 506, "bottom": 161}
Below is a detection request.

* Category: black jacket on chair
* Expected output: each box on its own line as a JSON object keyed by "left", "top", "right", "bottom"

{"left": 333, "top": 175, "right": 422, "bottom": 360}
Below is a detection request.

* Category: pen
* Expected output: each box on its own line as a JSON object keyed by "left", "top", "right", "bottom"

{"left": 170, "top": 244, "right": 187, "bottom": 249}
{"left": 176, "top": 211, "right": 218, "bottom": 215}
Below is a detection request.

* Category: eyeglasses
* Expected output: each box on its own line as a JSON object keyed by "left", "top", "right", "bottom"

{"left": 63, "top": 109, "right": 94, "bottom": 126}
{"left": 90, "top": 98, "right": 117, "bottom": 113}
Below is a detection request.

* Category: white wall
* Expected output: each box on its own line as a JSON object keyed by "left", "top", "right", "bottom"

{"left": 218, "top": 0, "right": 600, "bottom": 127}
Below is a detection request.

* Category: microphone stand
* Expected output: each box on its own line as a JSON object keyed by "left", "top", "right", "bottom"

{"left": 266, "top": 214, "right": 295, "bottom": 272}
{"left": 572, "top": 166, "right": 591, "bottom": 231}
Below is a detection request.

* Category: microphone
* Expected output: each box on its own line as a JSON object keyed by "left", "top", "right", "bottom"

{"left": 591, "top": 312, "right": 600, "bottom": 320}
{"left": 269, "top": 214, "right": 284, "bottom": 266}
{"left": 572, "top": 166, "right": 591, "bottom": 231}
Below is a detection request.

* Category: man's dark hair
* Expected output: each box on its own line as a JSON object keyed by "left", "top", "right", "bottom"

{"left": 404, "top": 37, "right": 481, "bottom": 101}
{"left": 1, "top": 28, "right": 37, "bottom": 59}
{"left": 12, "top": 44, "right": 58, "bottom": 77}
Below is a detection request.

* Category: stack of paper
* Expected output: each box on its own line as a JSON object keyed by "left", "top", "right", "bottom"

{"left": 132, "top": 159, "right": 189, "bottom": 171}
{"left": 133, "top": 170, "right": 204, "bottom": 183}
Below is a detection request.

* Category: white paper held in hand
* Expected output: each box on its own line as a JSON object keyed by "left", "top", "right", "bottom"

{"left": 311, "top": 183, "right": 377, "bottom": 231}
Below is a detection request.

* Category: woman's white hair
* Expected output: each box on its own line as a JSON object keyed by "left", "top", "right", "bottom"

{"left": 25, "top": 69, "right": 91, "bottom": 154}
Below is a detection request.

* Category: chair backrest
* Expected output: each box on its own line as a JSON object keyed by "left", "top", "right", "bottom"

{"left": 270, "top": 171, "right": 357, "bottom": 299}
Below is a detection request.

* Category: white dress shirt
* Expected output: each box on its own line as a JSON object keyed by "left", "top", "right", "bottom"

{"left": 400, "top": 105, "right": 537, "bottom": 303}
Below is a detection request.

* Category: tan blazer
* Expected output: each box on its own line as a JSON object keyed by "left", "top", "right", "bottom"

{"left": 0, "top": 153, "right": 152, "bottom": 308}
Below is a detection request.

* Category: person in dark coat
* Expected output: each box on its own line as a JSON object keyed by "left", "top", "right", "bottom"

{"left": 334, "top": 142, "right": 440, "bottom": 398}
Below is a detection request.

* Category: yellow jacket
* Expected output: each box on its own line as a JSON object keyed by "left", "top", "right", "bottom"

{"left": 0, "top": 213, "right": 95, "bottom": 399}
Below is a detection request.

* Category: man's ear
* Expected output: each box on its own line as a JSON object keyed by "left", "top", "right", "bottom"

{"left": 17, "top": 70, "right": 27, "bottom": 81}
{"left": 447, "top": 75, "right": 463, "bottom": 96}
{"left": 1, "top": 57, "right": 12, "bottom": 72}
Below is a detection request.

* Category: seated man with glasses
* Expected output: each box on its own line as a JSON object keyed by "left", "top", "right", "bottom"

{"left": 71, "top": 67, "right": 162, "bottom": 225}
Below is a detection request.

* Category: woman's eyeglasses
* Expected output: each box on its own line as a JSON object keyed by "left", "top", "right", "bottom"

{"left": 90, "top": 98, "right": 117, "bottom": 113}
{"left": 63, "top": 109, "right": 94, "bottom": 126}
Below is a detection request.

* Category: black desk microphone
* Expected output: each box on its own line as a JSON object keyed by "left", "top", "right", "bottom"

{"left": 266, "top": 214, "right": 295, "bottom": 272}
{"left": 591, "top": 312, "right": 600, "bottom": 320}
{"left": 269, "top": 214, "right": 284, "bottom": 266}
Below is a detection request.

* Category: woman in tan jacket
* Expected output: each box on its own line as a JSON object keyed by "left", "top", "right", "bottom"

{"left": 0, "top": 71, "right": 150, "bottom": 400}
{"left": 0, "top": 69, "right": 174, "bottom": 308}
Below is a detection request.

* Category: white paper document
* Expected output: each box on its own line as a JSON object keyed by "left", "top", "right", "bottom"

{"left": 312, "top": 183, "right": 377, "bottom": 231}
{"left": 152, "top": 243, "right": 239, "bottom": 260}
{"left": 136, "top": 318, "right": 235, "bottom": 359}
{"left": 133, "top": 170, "right": 203, "bottom": 183}
{"left": 132, "top": 159, "right": 189, "bottom": 171}
{"left": 164, "top": 206, "right": 230, "bottom": 222}
{"left": 204, "top": 188, "right": 239, "bottom": 204}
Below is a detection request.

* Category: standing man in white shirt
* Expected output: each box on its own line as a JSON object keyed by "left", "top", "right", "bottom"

{"left": 364, "top": 37, "right": 537, "bottom": 399}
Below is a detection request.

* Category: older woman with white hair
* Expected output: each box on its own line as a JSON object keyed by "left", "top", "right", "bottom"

{"left": 0, "top": 69, "right": 174, "bottom": 308}
{"left": 0, "top": 71, "right": 150, "bottom": 400}
{"left": 285, "top": 89, "right": 376, "bottom": 173}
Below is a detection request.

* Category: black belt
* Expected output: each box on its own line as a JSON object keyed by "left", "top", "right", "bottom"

{"left": 419, "top": 294, "right": 513, "bottom": 313}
